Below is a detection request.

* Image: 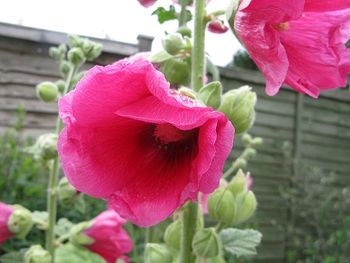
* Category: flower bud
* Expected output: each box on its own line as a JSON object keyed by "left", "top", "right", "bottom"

{"left": 55, "top": 80, "right": 66, "bottom": 93}
{"left": 68, "top": 47, "right": 86, "bottom": 66}
{"left": 24, "top": 245, "right": 51, "bottom": 263}
{"left": 58, "top": 177, "right": 78, "bottom": 205}
{"left": 59, "top": 60, "right": 71, "bottom": 78}
{"left": 218, "top": 86, "right": 257, "bottom": 134}
{"left": 233, "top": 158, "right": 247, "bottom": 170}
{"left": 160, "top": 57, "right": 190, "bottom": 86}
{"left": 144, "top": 243, "right": 172, "bottom": 263}
{"left": 199, "top": 81, "right": 222, "bottom": 109}
{"left": 8, "top": 206, "right": 33, "bottom": 239}
{"left": 177, "top": 26, "right": 192, "bottom": 38}
{"left": 252, "top": 137, "right": 263, "bottom": 147}
{"left": 208, "top": 20, "right": 229, "bottom": 34}
{"left": 26, "top": 133, "right": 58, "bottom": 161}
{"left": 242, "top": 133, "right": 252, "bottom": 147}
{"left": 49, "top": 47, "right": 61, "bottom": 60}
{"left": 137, "top": 0, "right": 157, "bottom": 8}
{"left": 162, "top": 33, "right": 185, "bottom": 55}
{"left": 36, "top": 82, "right": 58, "bottom": 103}
{"left": 68, "top": 35, "right": 84, "bottom": 48}
{"left": 69, "top": 222, "right": 94, "bottom": 246}
{"left": 83, "top": 40, "right": 103, "bottom": 61}
{"left": 71, "top": 71, "right": 86, "bottom": 87}
{"left": 192, "top": 228, "right": 220, "bottom": 258}
{"left": 242, "top": 148, "right": 257, "bottom": 160}
{"left": 234, "top": 191, "right": 257, "bottom": 224}
{"left": 207, "top": 188, "right": 235, "bottom": 225}
{"left": 227, "top": 169, "right": 247, "bottom": 197}
{"left": 164, "top": 220, "right": 181, "bottom": 250}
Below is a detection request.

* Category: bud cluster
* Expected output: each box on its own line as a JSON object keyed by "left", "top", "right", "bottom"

{"left": 25, "top": 133, "right": 58, "bottom": 161}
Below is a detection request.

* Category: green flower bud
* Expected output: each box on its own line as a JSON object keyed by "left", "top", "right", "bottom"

{"left": 177, "top": 26, "right": 192, "bottom": 38}
{"left": 199, "top": 81, "right": 222, "bottom": 109}
{"left": 242, "top": 148, "right": 257, "bottom": 160}
{"left": 144, "top": 243, "right": 172, "bottom": 263}
{"left": 162, "top": 33, "right": 185, "bottom": 55}
{"left": 49, "top": 44, "right": 66, "bottom": 61}
{"left": 178, "top": 87, "right": 197, "bottom": 100}
{"left": 192, "top": 228, "right": 220, "bottom": 258}
{"left": 234, "top": 191, "right": 257, "bottom": 225}
{"left": 208, "top": 188, "right": 235, "bottom": 225}
{"left": 59, "top": 60, "right": 71, "bottom": 78}
{"left": 69, "top": 222, "right": 94, "bottom": 246}
{"left": 55, "top": 80, "right": 66, "bottom": 93}
{"left": 58, "top": 177, "right": 78, "bottom": 205}
{"left": 36, "top": 82, "right": 58, "bottom": 103}
{"left": 227, "top": 169, "right": 247, "bottom": 197}
{"left": 26, "top": 133, "right": 58, "bottom": 161}
{"left": 218, "top": 86, "right": 257, "bottom": 134}
{"left": 71, "top": 71, "right": 86, "bottom": 87}
{"left": 160, "top": 57, "right": 190, "bottom": 86}
{"left": 241, "top": 133, "right": 252, "bottom": 147}
{"left": 252, "top": 137, "right": 263, "bottom": 147}
{"left": 83, "top": 40, "right": 103, "bottom": 61}
{"left": 164, "top": 220, "right": 181, "bottom": 250}
{"left": 24, "top": 245, "right": 51, "bottom": 263}
{"left": 68, "top": 47, "right": 86, "bottom": 66}
{"left": 232, "top": 158, "right": 247, "bottom": 171}
{"left": 58, "top": 44, "right": 67, "bottom": 56}
{"left": 8, "top": 206, "right": 33, "bottom": 239}
{"left": 68, "top": 35, "right": 84, "bottom": 48}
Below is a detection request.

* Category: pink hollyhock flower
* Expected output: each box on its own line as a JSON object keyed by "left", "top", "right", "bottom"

{"left": 208, "top": 20, "right": 229, "bottom": 34}
{"left": 58, "top": 57, "right": 234, "bottom": 227}
{"left": 84, "top": 210, "right": 132, "bottom": 263}
{"left": 234, "top": 0, "right": 350, "bottom": 98}
{"left": 0, "top": 202, "right": 14, "bottom": 245}
{"left": 137, "top": 0, "right": 157, "bottom": 8}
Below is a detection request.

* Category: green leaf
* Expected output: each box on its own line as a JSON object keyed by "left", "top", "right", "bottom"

{"left": 152, "top": 6, "right": 177, "bottom": 24}
{"left": 55, "top": 218, "right": 74, "bottom": 237}
{"left": 0, "top": 251, "right": 25, "bottom": 263}
{"left": 149, "top": 50, "right": 174, "bottom": 63}
{"left": 220, "top": 228, "right": 262, "bottom": 257}
{"left": 55, "top": 244, "right": 105, "bottom": 263}
{"left": 74, "top": 194, "right": 87, "bottom": 214}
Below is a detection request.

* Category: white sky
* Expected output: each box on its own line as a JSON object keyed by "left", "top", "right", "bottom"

{"left": 0, "top": 0, "right": 241, "bottom": 66}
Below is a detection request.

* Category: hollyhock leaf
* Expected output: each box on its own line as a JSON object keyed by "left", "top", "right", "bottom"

{"left": 0, "top": 251, "right": 25, "bottom": 263}
{"left": 58, "top": 57, "right": 234, "bottom": 227}
{"left": 55, "top": 244, "right": 105, "bottom": 263}
{"left": 220, "top": 228, "right": 262, "bottom": 257}
{"left": 152, "top": 6, "right": 177, "bottom": 24}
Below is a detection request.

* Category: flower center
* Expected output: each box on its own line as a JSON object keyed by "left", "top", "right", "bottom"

{"left": 154, "top": 123, "right": 195, "bottom": 144}
{"left": 273, "top": 22, "right": 289, "bottom": 31}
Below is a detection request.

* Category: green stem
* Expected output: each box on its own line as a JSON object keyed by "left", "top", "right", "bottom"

{"left": 46, "top": 64, "right": 78, "bottom": 260}
{"left": 145, "top": 226, "right": 157, "bottom": 244}
{"left": 191, "top": 0, "right": 207, "bottom": 92}
{"left": 179, "top": 202, "right": 198, "bottom": 263}
{"left": 178, "top": 0, "right": 190, "bottom": 27}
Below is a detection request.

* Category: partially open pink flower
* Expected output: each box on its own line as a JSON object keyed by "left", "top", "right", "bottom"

{"left": 0, "top": 202, "right": 14, "bottom": 245}
{"left": 84, "top": 210, "right": 132, "bottom": 263}
{"left": 234, "top": 0, "right": 350, "bottom": 98}
{"left": 208, "top": 20, "right": 229, "bottom": 34}
{"left": 58, "top": 57, "right": 234, "bottom": 227}
{"left": 137, "top": 0, "right": 157, "bottom": 8}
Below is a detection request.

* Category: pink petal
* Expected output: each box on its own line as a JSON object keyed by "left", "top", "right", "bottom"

{"left": 0, "top": 202, "right": 14, "bottom": 244}
{"left": 304, "top": 0, "right": 350, "bottom": 12}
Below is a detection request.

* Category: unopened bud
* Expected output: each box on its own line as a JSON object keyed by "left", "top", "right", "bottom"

{"left": 69, "top": 222, "right": 94, "bottom": 246}
{"left": 242, "top": 148, "right": 257, "bottom": 160}
{"left": 208, "top": 188, "right": 235, "bottom": 225}
{"left": 252, "top": 137, "right": 263, "bottom": 147}
{"left": 177, "top": 26, "right": 192, "bottom": 38}
{"left": 218, "top": 86, "right": 257, "bottom": 134}
{"left": 36, "top": 82, "right": 58, "bottom": 103}
{"left": 164, "top": 220, "right": 181, "bottom": 250}
{"left": 68, "top": 47, "right": 86, "bottom": 66}
{"left": 160, "top": 57, "right": 190, "bottom": 86}
{"left": 227, "top": 169, "right": 247, "bottom": 197}
{"left": 192, "top": 228, "right": 220, "bottom": 258}
{"left": 71, "top": 71, "right": 86, "bottom": 87}
{"left": 27, "top": 133, "right": 58, "bottom": 161}
{"left": 233, "top": 158, "right": 247, "bottom": 170}
{"left": 144, "top": 243, "right": 172, "bottom": 263}
{"left": 234, "top": 191, "right": 257, "bottom": 224}
{"left": 59, "top": 60, "right": 71, "bottom": 78}
{"left": 83, "top": 40, "right": 102, "bottom": 61}
{"left": 68, "top": 35, "right": 84, "bottom": 48}
{"left": 55, "top": 80, "right": 66, "bottom": 93}
{"left": 24, "top": 245, "right": 51, "bottom": 263}
{"left": 8, "top": 206, "right": 33, "bottom": 239}
{"left": 162, "top": 33, "right": 185, "bottom": 55}
{"left": 242, "top": 133, "right": 252, "bottom": 147}
{"left": 208, "top": 20, "right": 229, "bottom": 34}
{"left": 199, "top": 81, "right": 222, "bottom": 109}
{"left": 58, "top": 177, "right": 78, "bottom": 205}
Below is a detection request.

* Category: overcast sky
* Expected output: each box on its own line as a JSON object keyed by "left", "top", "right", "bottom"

{"left": 0, "top": 0, "right": 241, "bottom": 66}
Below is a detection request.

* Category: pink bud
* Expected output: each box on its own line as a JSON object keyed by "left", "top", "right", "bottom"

{"left": 137, "top": 0, "right": 157, "bottom": 8}
{"left": 0, "top": 202, "right": 15, "bottom": 245}
{"left": 208, "top": 20, "right": 229, "bottom": 34}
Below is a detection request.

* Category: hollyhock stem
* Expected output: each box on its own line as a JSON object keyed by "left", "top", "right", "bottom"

{"left": 46, "top": 64, "right": 78, "bottom": 260}
{"left": 179, "top": 202, "right": 198, "bottom": 263}
{"left": 191, "top": 0, "right": 206, "bottom": 92}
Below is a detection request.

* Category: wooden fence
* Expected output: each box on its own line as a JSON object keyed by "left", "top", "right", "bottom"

{"left": 1, "top": 22, "right": 349, "bottom": 263}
